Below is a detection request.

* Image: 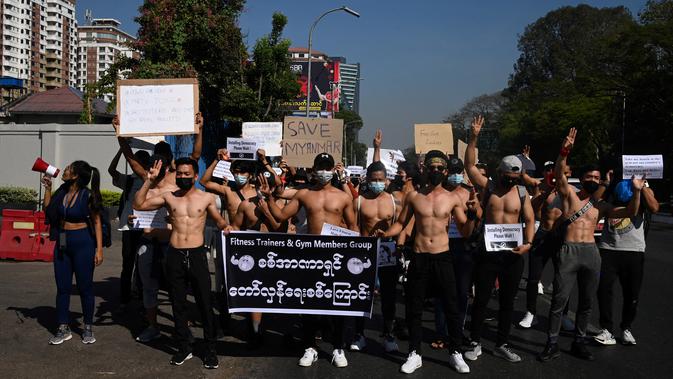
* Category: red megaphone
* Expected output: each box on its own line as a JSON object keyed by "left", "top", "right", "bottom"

{"left": 32, "top": 157, "right": 60, "bottom": 177}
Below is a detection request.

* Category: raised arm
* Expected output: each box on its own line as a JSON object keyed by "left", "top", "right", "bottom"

{"left": 372, "top": 129, "right": 382, "bottom": 163}
{"left": 259, "top": 174, "right": 300, "bottom": 223}
{"left": 190, "top": 112, "right": 204, "bottom": 161}
{"left": 641, "top": 185, "right": 659, "bottom": 213}
{"left": 108, "top": 148, "right": 124, "bottom": 185}
{"left": 113, "top": 116, "right": 147, "bottom": 178}
{"left": 200, "top": 149, "right": 232, "bottom": 196}
{"left": 464, "top": 115, "right": 488, "bottom": 189}
{"left": 607, "top": 176, "right": 644, "bottom": 218}
{"left": 257, "top": 149, "right": 281, "bottom": 186}
{"left": 454, "top": 190, "right": 479, "bottom": 238}
{"left": 555, "top": 128, "right": 576, "bottom": 197}
{"left": 133, "top": 160, "right": 167, "bottom": 211}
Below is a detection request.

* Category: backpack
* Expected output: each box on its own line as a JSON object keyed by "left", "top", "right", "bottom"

{"left": 87, "top": 206, "right": 113, "bottom": 248}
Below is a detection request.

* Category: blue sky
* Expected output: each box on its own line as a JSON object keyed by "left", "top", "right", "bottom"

{"left": 77, "top": 0, "right": 647, "bottom": 150}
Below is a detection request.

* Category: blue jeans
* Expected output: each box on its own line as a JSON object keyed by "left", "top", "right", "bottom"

{"left": 54, "top": 228, "right": 96, "bottom": 325}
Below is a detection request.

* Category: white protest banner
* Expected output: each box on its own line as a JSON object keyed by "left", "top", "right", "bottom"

{"left": 484, "top": 224, "right": 523, "bottom": 252}
{"left": 213, "top": 160, "right": 234, "bottom": 181}
{"left": 622, "top": 155, "right": 663, "bottom": 179}
{"left": 282, "top": 116, "right": 343, "bottom": 168}
{"left": 321, "top": 223, "right": 360, "bottom": 237}
{"left": 414, "top": 123, "right": 454, "bottom": 155}
{"left": 457, "top": 139, "right": 478, "bottom": 162}
{"left": 132, "top": 209, "right": 168, "bottom": 229}
{"left": 227, "top": 138, "right": 258, "bottom": 160}
{"left": 242, "top": 122, "right": 283, "bottom": 157}
{"left": 116, "top": 78, "right": 198, "bottom": 137}
{"left": 366, "top": 148, "right": 405, "bottom": 180}
{"left": 346, "top": 165, "right": 364, "bottom": 178}
{"left": 378, "top": 241, "right": 397, "bottom": 267}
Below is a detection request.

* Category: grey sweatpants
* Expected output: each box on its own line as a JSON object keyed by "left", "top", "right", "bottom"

{"left": 548, "top": 242, "right": 601, "bottom": 343}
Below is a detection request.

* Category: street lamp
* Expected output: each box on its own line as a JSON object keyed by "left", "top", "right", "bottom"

{"left": 305, "top": 6, "right": 360, "bottom": 117}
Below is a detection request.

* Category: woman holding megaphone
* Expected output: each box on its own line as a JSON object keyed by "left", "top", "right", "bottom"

{"left": 42, "top": 160, "right": 104, "bottom": 345}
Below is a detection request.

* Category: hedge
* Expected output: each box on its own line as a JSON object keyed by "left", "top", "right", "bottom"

{"left": 0, "top": 187, "right": 38, "bottom": 205}
{"left": 101, "top": 190, "right": 121, "bottom": 208}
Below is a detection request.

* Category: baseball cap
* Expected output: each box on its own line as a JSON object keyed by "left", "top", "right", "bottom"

{"left": 447, "top": 157, "right": 464, "bottom": 174}
{"left": 313, "top": 153, "right": 335, "bottom": 170}
{"left": 497, "top": 155, "right": 522, "bottom": 173}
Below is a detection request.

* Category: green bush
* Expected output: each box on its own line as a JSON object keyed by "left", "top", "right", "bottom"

{"left": 0, "top": 187, "right": 38, "bottom": 205}
{"left": 101, "top": 190, "right": 121, "bottom": 208}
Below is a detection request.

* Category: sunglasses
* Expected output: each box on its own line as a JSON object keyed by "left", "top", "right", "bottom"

{"left": 427, "top": 166, "right": 446, "bottom": 172}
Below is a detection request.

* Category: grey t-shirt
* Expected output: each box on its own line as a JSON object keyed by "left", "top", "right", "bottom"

{"left": 598, "top": 213, "right": 646, "bottom": 252}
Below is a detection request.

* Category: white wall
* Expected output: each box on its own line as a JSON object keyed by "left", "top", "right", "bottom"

{"left": 0, "top": 124, "right": 134, "bottom": 194}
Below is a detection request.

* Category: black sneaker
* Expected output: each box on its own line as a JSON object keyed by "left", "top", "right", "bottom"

{"left": 170, "top": 350, "right": 193, "bottom": 366}
{"left": 203, "top": 351, "right": 219, "bottom": 369}
{"left": 570, "top": 341, "right": 595, "bottom": 361}
{"left": 538, "top": 342, "right": 560, "bottom": 362}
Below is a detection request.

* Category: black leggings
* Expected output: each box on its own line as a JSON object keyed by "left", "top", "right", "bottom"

{"left": 597, "top": 249, "right": 644, "bottom": 332}
{"left": 470, "top": 251, "right": 524, "bottom": 346}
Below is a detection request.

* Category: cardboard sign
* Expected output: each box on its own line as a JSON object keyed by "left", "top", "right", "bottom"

{"left": 622, "top": 155, "right": 663, "bottom": 179}
{"left": 227, "top": 138, "right": 258, "bottom": 160}
{"left": 414, "top": 123, "right": 454, "bottom": 155}
{"left": 116, "top": 78, "right": 199, "bottom": 137}
{"left": 366, "top": 148, "right": 405, "bottom": 180}
{"left": 457, "top": 139, "right": 478, "bottom": 163}
{"left": 132, "top": 209, "right": 168, "bottom": 229}
{"left": 213, "top": 160, "right": 234, "bottom": 181}
{"left": 282, "top": 117, "right": 343, "bottom": 168}
{"left": 484, "top": 224, "right": 523, "bottom": 252}
{"left": 378, "top": 241, "right": 397, "bottom": 267}
{"left": 321, "top": 223, "right": 360, "bottom": 237}
{"left": 242, "top": 122, "right": 283, "bottom": 157}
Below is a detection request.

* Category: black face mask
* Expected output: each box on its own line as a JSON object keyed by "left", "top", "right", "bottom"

{"left": 500, "top": 175, "right": 518, "bottom": 188}
{"left": 176, "top": 177, "right": 194, "bottom": 191}
{"left": 428, "top": 172, "right": 445, "bottom": 186}
{"left": 582, "top": 181, "right": 599, "bottom": 194}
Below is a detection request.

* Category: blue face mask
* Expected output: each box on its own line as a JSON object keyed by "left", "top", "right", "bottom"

{"left": 235, "top": 175, "right": 248, "bottom": 186}
{"left": 447, "top": 173, "right": 464, "bottom": 186}
{"left": 369, "top": 181, "right": 386, "bottom": 194}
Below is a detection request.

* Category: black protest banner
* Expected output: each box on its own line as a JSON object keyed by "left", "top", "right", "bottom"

{"left": 223, "top": 232, "right": 378, "bottom": 317}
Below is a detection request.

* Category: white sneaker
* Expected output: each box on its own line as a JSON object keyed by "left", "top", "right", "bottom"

{"left": 349, "top": 334, "right": 366, "bottom": 351}
{"left": 594, "top": 329, "right": 616, "bottom": 345}
{"left": 538, "top": 282, "right": 545, "bottom": 294}
{"left": 493, "top": 344, "right": 522, "bottom": 363}
{"left": 298, "top": 347, "right": 318, "bottom": 367}
{"left": 331, "top": 349, "right": 348, "bottom": 368}
{"left": 449, "top": 351, "right": 470, "bottom": 374}
{"left": 518, "top": 311, "right": 537, "bottom": 328}
{"left": 400, "top": 351, "right": 422, "bottom": 374}
{"left": 463, "top": 341, "right": 481, "bottom": 361}
{"left": 383, "top": 335, "right": 399, "bottom": 353}
{"left": 622, "top": 329, "right": 637, "bottom": 345}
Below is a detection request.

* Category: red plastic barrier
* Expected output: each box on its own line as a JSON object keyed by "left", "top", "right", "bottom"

{"left": 0, "top": 209, "right": 54, "bottom": 262}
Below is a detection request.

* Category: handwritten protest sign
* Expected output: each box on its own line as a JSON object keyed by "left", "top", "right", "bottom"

{"left": 116, "top": 78, "right": 198, "bottom": 137}
{"left": 321, "top": 223, "right": 360, "bottom": 237}
{"left": 242, "top": 122, "right": 283, "bottom": 157}
{"left": 227, "top": 138, "right": 258, "bottom": 160}
{"left": 457, "top": 139, "right": 478, "bottom": 162}
{"left": 484, "top": 224, "right": 523, "bottom": 252}
{"left": 622, "top": 155, "right": 663, "bottom": 179}
{"left": 213, "top": 160, "right": 234, "bottom": 181}
{"left": 132, "top": 209, "right": 168, "bottom": 229}
{"left": 414, "top": 123, "right": 454, "bottom": 155}
{"left": 346, "top": 166, "right": 364, "bottom": 178}
{"left": 282, "top": 117, "right": 343, "bottom": 168}
{"left": 366, "top": 148, "right": 405, "bottom": 180}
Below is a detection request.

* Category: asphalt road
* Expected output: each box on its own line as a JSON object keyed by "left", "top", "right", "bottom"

{"left": 1, "top": 223, "right": 673, "bottom": 379}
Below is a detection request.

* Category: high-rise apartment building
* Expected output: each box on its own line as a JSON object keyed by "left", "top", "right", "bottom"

{"left": 76, "top": 18, "right": 137, "bottom": 101}
{"left": 330, "top": 56, "right": 361, "bottom": 113}
{"left": 0, "top": 0, "right": 77, "bottom": 100}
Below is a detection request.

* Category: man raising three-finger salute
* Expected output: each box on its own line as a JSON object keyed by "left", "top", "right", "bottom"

{"left": 539, "top": 128, "right": 645, "bottom": 362}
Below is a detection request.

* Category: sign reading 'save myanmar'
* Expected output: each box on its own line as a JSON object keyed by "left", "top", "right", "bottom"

{"left": 282, "top": 117, "right": 343, "bottom": 168}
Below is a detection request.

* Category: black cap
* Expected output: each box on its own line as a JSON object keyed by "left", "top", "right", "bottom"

{"left": 313, "top": 153, "right": 335, "bottom": 170}
{"left": 448, "top": 157, "right": 464, "bottom": 174}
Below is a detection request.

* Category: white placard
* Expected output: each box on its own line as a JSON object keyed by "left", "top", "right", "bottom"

{"left": 378, "top": 241, "right": 397, "bottom": 267}
{"left": 484, "top": 224, "right": 523, "bottom": 252}
{"left": 213, "top": 160, "right": 234, "bottom": 181}
{"left": 242, "top": 122, "right": 283, "bottom": 157}
{"left": 366, "top": 148, "right": 406, "bottom": 180}
{"left": 346, "top": 165, "right": 364, "bottom": 177}
{"left": 117, "top": 80, "right": 197, "bottom": 136}
{"left": 273, "top": 167, "right": 283, "bottom": 176}
{"left": 132, "top": 209, "right": 169, "bottom": 229}
{"left": 227, "top": 138, "right": 258, "bottom": 160}
{"left": 320, "top": 223, "right": 360, "bottom": 237}
{"left": 622, "top": 155, "right": 663, "bottom": 179}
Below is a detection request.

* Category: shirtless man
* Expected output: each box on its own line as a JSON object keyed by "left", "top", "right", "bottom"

{"left": 463, "top": 115, "right": 535, "bottom": 364}
{"left": 537, "top": 128, "right": 644, "bottom": 362}
{"left": 378, "top": 150, "right": 475, "bottom": 375}
{"left": 261, "top": 153, "right": 357, "bottom": 368}
{"left": 349, "top": 161, "right": 402, "bottom": 353}
{"left": 134, "top": 157, "right": 229, "bottom": 369}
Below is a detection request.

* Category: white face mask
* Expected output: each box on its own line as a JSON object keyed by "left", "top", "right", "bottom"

{"left": 235, "top": 174, "right": 248, "bottom": 186}
{"left": 316, "top": 170, "right": 334, "bottom": 185}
